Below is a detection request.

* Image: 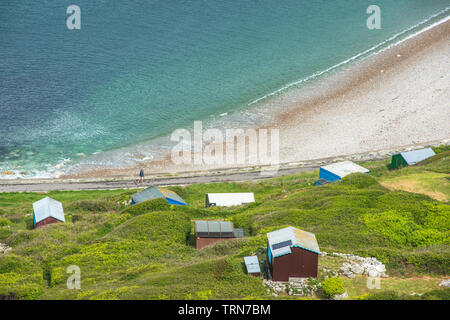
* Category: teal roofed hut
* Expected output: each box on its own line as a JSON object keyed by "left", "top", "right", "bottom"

{"left": 32, "top": 197, "right": 66, "bottom": 229}
{"left": 130, "top": 186, "right": 188, "bottom": 206}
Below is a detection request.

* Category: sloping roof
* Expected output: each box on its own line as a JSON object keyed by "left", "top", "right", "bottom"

{"left": 131, "top": 186, "right": 187, "bottom": 205}
{"left": 267, "top": 226, "right": 320, "bottom": 258}
{"left": 321, "top": 161, "right": 369, "bottom": 178}
{"left": 32, "top": 197, "right": 65, "bottom": 224}
{"left": 206, "top": 193, "right": 255, "bottom": 207}
{"left": 244, "top": 256, "right": 261, "bottom": 274}
{"left": 194, "top": 220, "right": 233, "bottom": 234}
{"left": 399, "top": 148, "right": 435, "bottom": 165}
{"left": 158, "top": 187, "right": 188, "bottom": 205}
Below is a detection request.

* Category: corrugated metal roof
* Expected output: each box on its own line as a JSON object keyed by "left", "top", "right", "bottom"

{"left": 206, "top": 193, "right": 255, "bottom": 207}
{"left": 400, "top": 148, "right": 435, "bottom": 165}
{"left": 131, "top": 186, "right": 164, "bottom": 203}
{"left": 194, "top": 220, "right": 233, "bottom": 233}
{"left": 131, "top": 186, "right": 187, "bottom": 205}
{"left": 321, "top": 161, "right": 369, "bottom": 179}
{"left": 267, "top": 226, "right": 320, "bottom": 257}
{"left": 244, "top": 256, "right": 261, "bottom": 274}
{"left": 33, "top": 197, "right": 65, "bottom": 224}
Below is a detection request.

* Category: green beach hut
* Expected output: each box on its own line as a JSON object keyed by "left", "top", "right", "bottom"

{"left": 391, "top": 148, "right": 436, "bottom": 169}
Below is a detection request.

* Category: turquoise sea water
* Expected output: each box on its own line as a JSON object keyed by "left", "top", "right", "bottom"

{"left": 1, "top": 1, "right": 449, "bottom": 177}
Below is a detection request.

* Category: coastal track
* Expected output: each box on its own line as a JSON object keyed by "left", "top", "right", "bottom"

{"left": 0, "top": 166, "right": 317, "bottom": 193}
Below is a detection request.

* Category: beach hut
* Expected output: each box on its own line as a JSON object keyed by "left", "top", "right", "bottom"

{"left": 32, "top": 197, "right": 66, "bottom": 229}
{"left": 267, "top": 226, "right": 320, "bottom": 281}
{"left": 316, "top": 160, "right": 369, "bottom": 185}
{"left": 205, "top": 193, "right": 255, "bottom": 207}
{"left": 244, "top": 256, "right": 261, "bottom": 277}
{"left": 194, "top": 220, "right": 245, "bottom": 249}
{"left": 130, "top": 186, "right": 188, "bottom": 206}
{"left": 391, "top": 148, "right": 435, "bottom": 169}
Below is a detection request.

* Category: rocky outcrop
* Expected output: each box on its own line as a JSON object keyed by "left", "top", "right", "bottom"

{"left": 330, "top": 252, "right": 388, "bottom": 278}
{"left": 263, "top": 277, "right": 321, "bottom": 297}
{"left": 0, "top": 243, "right": 11, "bottom": 254}
{"left": 263, "top": 279, "right": 285, "bottom": 295}
{"left": 439, "top": 279, "right": 450, "bottom": 288}
{"left": 333, "top": 291, "right": 348, "bottom": 300}
{"left": 287, "top": 277, "right": 321, "bottom": 296}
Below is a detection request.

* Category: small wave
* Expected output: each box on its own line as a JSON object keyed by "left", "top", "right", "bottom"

{"left": 247, "top": 7, "right": 450, "bottom": 107}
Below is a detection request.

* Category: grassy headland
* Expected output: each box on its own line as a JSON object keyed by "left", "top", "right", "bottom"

{"left": 0, "top": 148, "right": 448, "bottom": 300}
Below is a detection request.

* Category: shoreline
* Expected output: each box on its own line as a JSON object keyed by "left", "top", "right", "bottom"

{"left": 1, "top": 138, "right": 448, "bottom": 192}
{"left": 2, "top": 14, "right": 449, "bottom": 184}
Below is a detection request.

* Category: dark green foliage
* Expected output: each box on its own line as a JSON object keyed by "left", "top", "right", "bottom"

{"left": 421, "top": 288, "right": 450, "bottom": 300}
{"left": 107, "top": 211, "right": 191, "bottom": 244}
{"left": 356, "top": 246, "right": 450, "bottom": 275}
{"left": 432, "top": 145, "right": 450, "bottom": 154}
{"left": 419, "top": 150, "right": 450, "bottom": 173}
{"left": 66, "top": 200, "right": 109, "bottom": 212}
{"left": 362, "top": 290, "right": 399, "bottom": 300}
{"left": 0, "top": 217, "right": 11, "bottom": 227}
{"left": 120, "top": 198, "right": 170, "bottom": 216}
{"left": 341, "top": 173, "right": 382, "bottom": 189}
{"left": 321, "top": 277, "right": 345, "bottom": 297}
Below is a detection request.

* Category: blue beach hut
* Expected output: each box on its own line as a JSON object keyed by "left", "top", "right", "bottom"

{"left": 316, "top": 160, "right": 369, "bottom": 185}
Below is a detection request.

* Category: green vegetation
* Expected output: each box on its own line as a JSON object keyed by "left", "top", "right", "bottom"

{"left": 0, "top": 150, "right": 448, "bottom": 300}
{"left": 322, "top": 277, "right": 345, "bottom": 297}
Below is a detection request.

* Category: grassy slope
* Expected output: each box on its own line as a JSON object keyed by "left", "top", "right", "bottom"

{"left": 0, "top": 149, "right": 448, "bottom": 300}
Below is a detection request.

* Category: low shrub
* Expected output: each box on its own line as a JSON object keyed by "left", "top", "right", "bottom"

{"left": 341, "top": 173, "right": 380, "bottom": 189}
{"left": 321, "top": 277, "right": 345, "bottom": 298}
{"left": 362, "top": 290, "right": 399, "bottom": 300}
{"left": 68, "top": 199, "right": 109, "bottom": 212}
{"left": 107, "top": 211, "right": 191, "bottom": 243}
{"left": 0, "top": 218, "right": 11, "bottom": 227}
{"left": 120, "top": 198, "right": 170, "bottom": 216}
{"left": 421, "top": 288, "right": 450, "bottom": 300}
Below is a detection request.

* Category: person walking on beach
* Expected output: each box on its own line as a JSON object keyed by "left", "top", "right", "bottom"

{"left": 139, "top": 168, "right": 144, "bottom": 184}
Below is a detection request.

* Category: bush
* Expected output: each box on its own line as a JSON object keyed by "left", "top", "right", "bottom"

{"left": 68, "top": 199, "right": 109, "bottom": 212}
{"left": 107, "top": 211, "right": 191, "bottom": 243}
{"left": 321, "top": 277, "right": 345, "bottom": 298}
{"left": 341, "top": 173, "right": 380, "bottom": 189}
{"left": 120, "top": 198, "right": 170, "bottom": 216}
{"left": 362, "top": 290, "right": 399, "bottom": 300}
{"left": 0, "top": 272, "right": 45, "bottom": 299}
{"left": 0, "top": 218, "right": 11, "bottom": 227}
{"left": 421, "top": 288, "right": 450, "bottom": 300}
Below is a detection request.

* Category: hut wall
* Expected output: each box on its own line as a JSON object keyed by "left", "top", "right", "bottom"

{"left": 35, "top": 217, "right": 61, "bottom": 229}
{"left": 271, "top": 247, "right": 318, "bottom": 281}
{"left": 195, "top": 237, "right": 231, "bottom": 249}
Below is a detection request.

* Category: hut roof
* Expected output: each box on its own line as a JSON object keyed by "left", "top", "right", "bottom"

{"left": 320, "top": 161, "right": 369, "bottom": 179}
{"left": 244, "top": 256, "right": 261, "bottom": 274}
{"left": 131, "top": 186, "right": 188, "bottom": 206}
{"left": 194, "top": 220, "right": 234, "bottom": 238}
{"left": 32, "top": 197, "right": 65, "bottom": 224}
{"left": 206, "top": 193, "right": 255, "bottom": 207}
{"left": 194, "top": 220, "right": 233, "bottom": 233}
{"left": 267, "top": 226, "right": 320, "bottom": 258}
{"left": 398, "top": 148, "right": 435, "bottom": 165}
